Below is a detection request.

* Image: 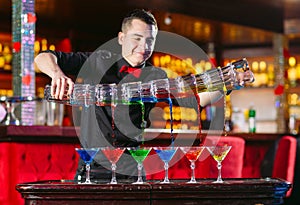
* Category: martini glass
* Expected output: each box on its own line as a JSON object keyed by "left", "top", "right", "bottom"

{"left": 180, "top": 146, "right": 205, "bottom": 183}
{"left": 75, "top": 147, "right": 100, "bottom": 184}
{"left": 206, "top": 145, "right": 232, "bottom": 183}
{"left": 101, "top": 147, "right": 125, "bottom": 184}
{"left": 127, "top": 147, "right": 152, "bottom": 184}
{"left": 153, "top": 146, "right": 178, "bottom": 183}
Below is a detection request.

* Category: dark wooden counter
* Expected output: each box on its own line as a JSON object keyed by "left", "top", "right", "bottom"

{"left": 0, "top": 125, "right": 287, "bottom": 143}
{"left": 0, "top": 125, "right": 79, "bottom": 143}
{"left": 16, "top": 178, "right": 291, "bottom": 205}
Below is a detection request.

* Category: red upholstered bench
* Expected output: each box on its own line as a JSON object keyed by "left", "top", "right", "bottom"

{"left": 0, "top": 142, "right": 79, "bottom": 205}
{"left": 272, "top": 135, "right": 297, "bottom": 197}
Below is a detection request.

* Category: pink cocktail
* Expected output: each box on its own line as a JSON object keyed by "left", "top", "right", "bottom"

{"left": 101, "top": 147, "right": 125, "bottom": 184}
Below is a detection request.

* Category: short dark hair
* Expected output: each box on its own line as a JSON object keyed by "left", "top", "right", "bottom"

{"left": 121, "top": 9, "right": 158, "bottom": 32}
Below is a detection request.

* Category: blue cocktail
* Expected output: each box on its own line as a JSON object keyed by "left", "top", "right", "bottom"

{"left": 153, "top": 147, "right": 178, "bottom": 183}
{"left": 75, "top": 147, "right": 100, "bottom": 184}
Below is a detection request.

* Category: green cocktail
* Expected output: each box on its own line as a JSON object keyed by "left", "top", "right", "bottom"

{"left": 127, "top": 147, "right": 152, "bottom": 184}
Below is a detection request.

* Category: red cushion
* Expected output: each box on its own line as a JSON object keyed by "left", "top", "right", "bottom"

{"left": 272, "top": 135, "right": 297, "bottom": 197}
{"left": 242, "top": 143, "right": 270, "bottom": 178}
{"left": 0, "top": 143, "right": 10, "bottom": 205}
{"left": 0, "top": 142, "right": 79, "bottom": 205}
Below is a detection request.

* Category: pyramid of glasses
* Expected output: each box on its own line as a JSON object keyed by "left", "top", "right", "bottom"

{"left": 75, "top": 145, "right": 232, "bottom": 184}
{"left": 44, "top": 58, "right": 254, "bottom": 107}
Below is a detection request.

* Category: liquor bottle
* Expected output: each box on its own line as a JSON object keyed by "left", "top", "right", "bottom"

{"left": 289, "top": 114, "right": 298, "bottom": 135}
{"left": 248, "top": 104, "right": 256, "bottom": 133}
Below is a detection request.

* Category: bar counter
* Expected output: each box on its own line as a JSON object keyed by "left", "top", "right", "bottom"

{"left": 16, "top": 178, "right": 291, "bottom": 205}
{"left": 0, "top": 125, "right": 292, "bottom": 205}
{"left": 0, "top": 125, "right": 285, "bottom": 143}
{"left": 0, "top": 125, "right": 80, "bottom": 143}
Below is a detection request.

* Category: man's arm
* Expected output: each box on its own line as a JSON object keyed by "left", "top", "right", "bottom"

{"left": 34, "top": 52, "right": 74, "bottom": 100}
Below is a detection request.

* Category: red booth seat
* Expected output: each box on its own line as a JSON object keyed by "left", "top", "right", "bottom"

{"left": 272, "top": 135, "right": 297, "bottom": 197}
{"left": 242, "top": 143, "right": 270, "bottom": 178}
{"left": 0, "top": 142, "right": 79, "bottom": 205}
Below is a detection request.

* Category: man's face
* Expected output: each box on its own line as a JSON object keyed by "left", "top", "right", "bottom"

{"left": 118, "top": 19, "right": 157, "bottom": 67}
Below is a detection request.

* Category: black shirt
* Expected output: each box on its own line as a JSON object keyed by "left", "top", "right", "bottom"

{"left": 43, "top": 49, "right": 170, "bottom": 147}
{"left": 42, "top": 49, "right": 200, "bottom": 180}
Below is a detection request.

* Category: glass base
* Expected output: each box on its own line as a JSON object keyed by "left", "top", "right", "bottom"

{"left": 83, "top": 182, "right": 93, "bottom": 184}
{"left": 108, "top": 180, "right": 118, "bottom": 185}
{"left": 212, "top": 179, "right": 228, "bottom": 184}
{"left": 133, "top": 182, "right": 148, "bottom": 185}
{"left": 78, "top": 180, "right": 94, "bottom": 184}
{"left": 187, "top": 180, "right": 198, "bottom": 184}
{"left": 132, "top": 180, "right": 149, "bottom": 185}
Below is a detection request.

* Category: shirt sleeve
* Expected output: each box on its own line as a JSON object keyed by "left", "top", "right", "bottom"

{"left": 40, "top": 50, "right": 92, "bottom": 76}
{"left": 148, "top": 67, "right": 201, "bottom": 112}
{"left": 172, "top": 95, "right": 200, "bottom": 111}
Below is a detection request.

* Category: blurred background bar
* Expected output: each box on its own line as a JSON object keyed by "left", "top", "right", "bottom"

{"left": 0, "top": 1, "right": 300, "bottom": 205}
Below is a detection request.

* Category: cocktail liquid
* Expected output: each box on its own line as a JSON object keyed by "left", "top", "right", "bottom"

{"left": 75, "top": 148, "right": 99, "bottom": 164}
{"left": 128, "top": 148, "right": 151, "bottom": 164}
{"left": 102, "top": 148, "right": 125, "bottom": 164}
{"left": 155, "top": 148, "right": 177, "bottom": 162}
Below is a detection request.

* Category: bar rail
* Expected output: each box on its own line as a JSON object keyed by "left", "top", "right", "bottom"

{"left": 0, "top": 125, "right": 286, "bottom": 143}
{"left": 16, "top": 178, "right": 291, "bottom": 205}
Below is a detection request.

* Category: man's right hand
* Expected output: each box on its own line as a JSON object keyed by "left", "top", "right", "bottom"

{"left": 51, "top": 72, "right": 74, "bottom": 100}
{"left": 34, "top": 52, "right": 75, "bottom": 100}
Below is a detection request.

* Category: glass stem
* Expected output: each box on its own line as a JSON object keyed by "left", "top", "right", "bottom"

{"left": 111, "top": 163, "right": 117, "bottom": 184}
{"left": 163, "top": 161, "right": 170, "bottom": 183}
{"left": 216, "top": 161, "right": 223, "bottom": 182}
{"left": 190, "top": 160, "right": 196, "bottom": 183}
{"left": 136, "top": 163, "right": 143, "bottom": 183}
{"left": 85, "top": 163, "right": 91, "bottom": 184}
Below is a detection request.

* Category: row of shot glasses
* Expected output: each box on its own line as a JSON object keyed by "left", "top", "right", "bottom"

{"left": 44, "top": 58, "right": 254, "bottom": 107}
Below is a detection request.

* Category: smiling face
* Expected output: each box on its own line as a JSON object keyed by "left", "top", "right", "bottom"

{"left": 118, "top": 19, "right": 157, "bottom": 67}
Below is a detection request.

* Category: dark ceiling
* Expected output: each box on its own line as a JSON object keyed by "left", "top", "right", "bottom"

{"left": 0, "top": 0, "right": 300, "bottom": 51}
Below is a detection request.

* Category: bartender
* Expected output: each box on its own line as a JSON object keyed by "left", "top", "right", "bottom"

{"left": 34, "top": 9, "right": 245, "bottom": 182}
